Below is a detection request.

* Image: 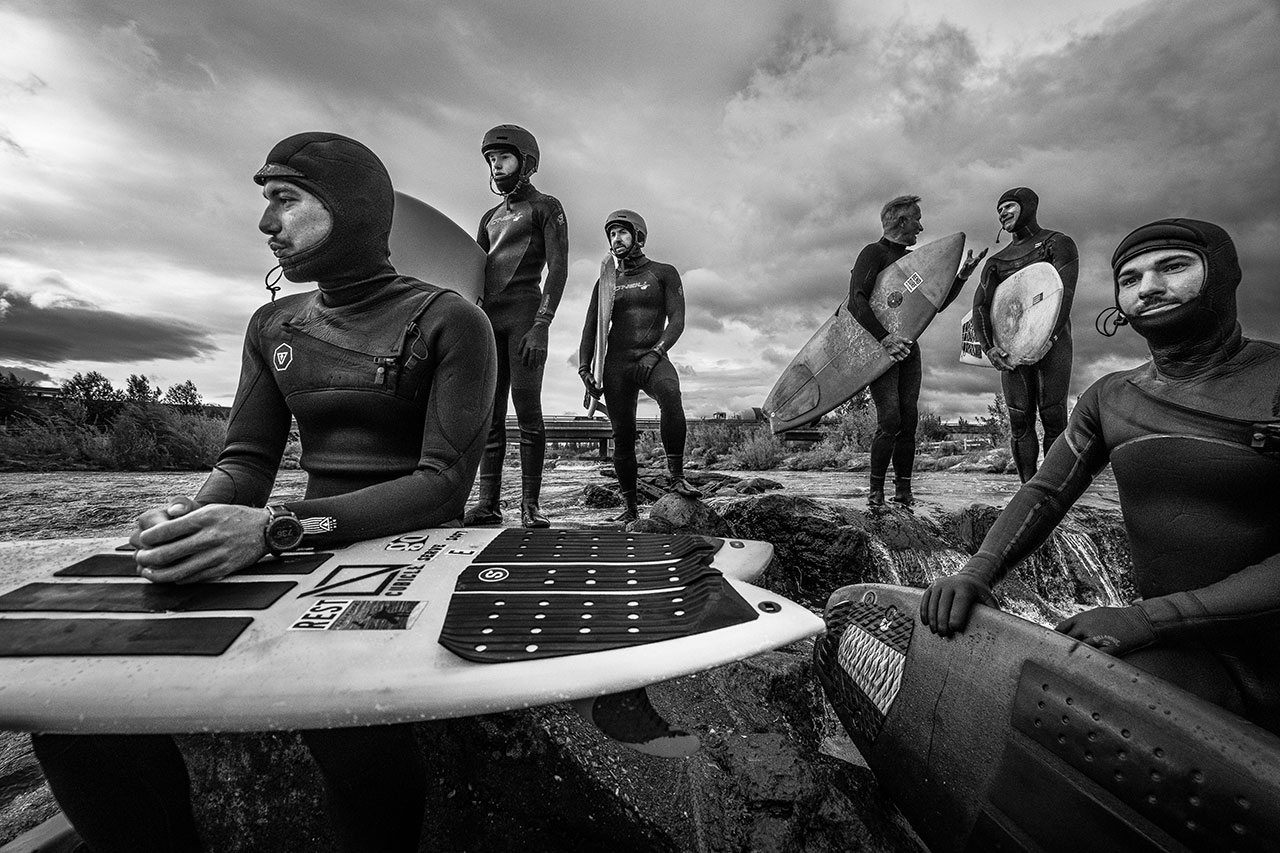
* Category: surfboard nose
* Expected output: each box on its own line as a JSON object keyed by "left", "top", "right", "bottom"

{"left": 764, "top": 363, "right": 820, "bottom": 432}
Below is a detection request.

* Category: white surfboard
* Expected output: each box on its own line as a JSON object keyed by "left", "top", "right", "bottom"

{"left": 389, "top": 191, "right": 485, "bottom": 305}
{"left": 0, "top": 530, "right": 821, "bottom": 734}
{"left": 959, "top": 262, "right": 1063, "bottom": 368}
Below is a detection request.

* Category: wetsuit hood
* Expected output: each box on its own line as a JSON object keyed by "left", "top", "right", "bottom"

{"left": 998, "top": 186, "right": 1040, "bottom": 237}
{"left": 255, "top": 132, "right": 395, "bottom": 289}
{"left": 1110, "top": 218, "right": 1242, "bottom": 374}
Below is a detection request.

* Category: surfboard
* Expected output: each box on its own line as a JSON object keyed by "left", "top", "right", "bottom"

{"left": 0, "top": 529, "right": 821, "bottom": 735}
{"left": 389, "top": 191, "right": 485, "bottom": 305}
{"left": 814, "top": 583, "right": 1280, "bottom": 853}
{"left": 763, "top": 233, "right": 966, "bottom": 432}
{"left": 959, "top": 262, "right": 1063, "bottom": 368}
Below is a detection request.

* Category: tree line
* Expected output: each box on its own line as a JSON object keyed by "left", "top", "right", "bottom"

{"left": 0, "top": 371, "right": 227, "bottom": 471}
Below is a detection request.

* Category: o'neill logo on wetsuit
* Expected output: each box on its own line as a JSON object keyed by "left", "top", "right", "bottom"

{"left": 615, "top": 281, "right": 650, "bottom": 292}
{"left": 273, "top": 343, "right": 293, "bottom": 371}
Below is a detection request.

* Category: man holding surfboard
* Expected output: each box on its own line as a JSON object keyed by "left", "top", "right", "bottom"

{"left": 32, "top": 132, "right": 498, "bottom": 852}
{"left": 970, "top": 187, "right": 1078, "bottom": 482}
{"left": 466, "top": 124, "right": 570, "bottom": 529}
{"left": 922, "top": 218, "right": 1280, "bottom": 734}
{"left": 577, "top": 209, "right": 702, "bottom": 528}
{"left": 849, "top": 195, "right": 985, "bottom": 507}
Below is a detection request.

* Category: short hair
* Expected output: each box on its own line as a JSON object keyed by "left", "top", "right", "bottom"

{"left": 880, "top": 195, "right": 922, "bottom": 228}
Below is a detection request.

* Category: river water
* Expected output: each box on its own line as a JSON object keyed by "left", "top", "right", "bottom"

{"left": 0, "top": 464, "right": 1119, "bottom": 542}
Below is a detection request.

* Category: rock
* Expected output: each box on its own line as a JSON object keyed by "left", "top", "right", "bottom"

{"left": 714, "top": 494, "right": 882, "bottom": 608}
{"left": 645, "top": 494, "right": 732, "bottom": 536}
{"left": 736, "top": 477, "right": 784, "bottom": 495}
{"left": 582, "top": 483, "right": 622, "bottom": 508}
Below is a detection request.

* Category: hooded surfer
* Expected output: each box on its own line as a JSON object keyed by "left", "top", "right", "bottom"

{"left": 923, "top": 219, "right": 1280, "bottom": 734}
{"left": 970, "top": 187, "right": 1079, "bottom": 481}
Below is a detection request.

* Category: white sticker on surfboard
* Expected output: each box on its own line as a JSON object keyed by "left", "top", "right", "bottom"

{"left": 959, "top": 262, "right": 1063, "bottom": 368}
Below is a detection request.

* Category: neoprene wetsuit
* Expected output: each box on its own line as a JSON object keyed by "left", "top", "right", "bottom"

{"left": 32, "top": 133, "right": 497, "bottom": 853}
{"left": 959, "top": 219, "right": 1280, "bottom": 733}
{"left": 471, "top": 183, "right": 569, "bottom": 522}
{"left": 849, "top": 237, "right": 967, "bottom": 501}
{"left": 579, "top": 250, "right": 690, "bottom": 516}
{"left": 971, "top": 187, "right": 1078, "bottom": 481}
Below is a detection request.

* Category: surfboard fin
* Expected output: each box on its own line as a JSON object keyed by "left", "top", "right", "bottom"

{"left": 572, "top": 687, "right": 700, "bottom": 758}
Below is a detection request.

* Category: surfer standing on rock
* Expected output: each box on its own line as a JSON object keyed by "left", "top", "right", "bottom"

{"left": 970, "top": 187, "right": 1078, "bottom": 482}
{"left": 31, "top": 132, "right": 498, "bottom": 853}
{"left": 849, "top": 195, "right": 986, "bottom": 508}
{"left": 577, "top": 209, "right": 702, "bottom": 529}
{"left": 465, "top": 124, "right": 570, "bottom": 529}
{"left": 922, "top": 219, "right": 1280, "bottom": 735}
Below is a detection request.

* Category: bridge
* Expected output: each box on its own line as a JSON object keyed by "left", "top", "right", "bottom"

{"left": 510, "top": 416, "right": 823, "bottom": 457}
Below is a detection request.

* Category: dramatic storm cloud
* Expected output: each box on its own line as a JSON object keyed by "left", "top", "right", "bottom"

{"left": 1, "top": 0, "right": 1276, "bottom": 416}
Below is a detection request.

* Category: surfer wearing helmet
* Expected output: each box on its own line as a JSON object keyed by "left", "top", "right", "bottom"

{"left": 32, "top": 132, "right": 497, "bottom": 852}
{"left": 465, "top": 124, "right": 570, "bottom": 529}
{"left": 849, "top": 195, "right": 986, "bottom": 507}
{"left": 970, "top": 187, "right": 1079, "bottom": 482}
{"left": 578, "top": 209, "right": 702, "bottom": 528}
{"left": 923, "top": 219, "right": 1280, "bottom": 734}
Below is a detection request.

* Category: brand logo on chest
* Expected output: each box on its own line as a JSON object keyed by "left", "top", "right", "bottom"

{"left": 273, "top": 343, "right": 294, "bottom": 371}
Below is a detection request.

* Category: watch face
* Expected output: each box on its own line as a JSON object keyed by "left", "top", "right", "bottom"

{"left": 267, "top": 516, "right": 305, "bottom": 551}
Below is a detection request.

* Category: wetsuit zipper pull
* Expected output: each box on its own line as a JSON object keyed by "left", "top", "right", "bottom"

{"left": 374, "top": 357, "right": 394, "bottom": 386}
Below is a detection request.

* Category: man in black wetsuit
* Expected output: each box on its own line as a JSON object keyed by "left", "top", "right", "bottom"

{"left": 31, "top": 132, "right": 497, "bottom": 853}
{"left": 922, "top": 219, "right": 1280, "bottom": 734}
{"left": 465, "top": 124, "right": 569, "bottom": 528}
{"left": 849, "top": 194, "right": 985, "bottom": 507}
{"left": 578, "top": 209, "right": 702, "bottom": 528}
{"left": 970, "top": 187, "right": 1078, "bottom": 481}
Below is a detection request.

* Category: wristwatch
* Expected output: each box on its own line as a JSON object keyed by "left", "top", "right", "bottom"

{"left": 264, "top": 504, "right": 305, "bottom": 555}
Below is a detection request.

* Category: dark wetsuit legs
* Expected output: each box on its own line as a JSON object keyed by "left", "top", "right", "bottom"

{"left": 1000, "top": 333, "right": 1071, "bottom": 482}
{"left": 868, "top": 344, "right": 921, "bottom": 487}
{"left": 476, "top": 299, "right": 546, "bottom": 506}
{"left": 33, "top": 726, "right": 427, "bottom": 853}
{"left": 300, "top": 724, "right": 426, "bottom": 853}
{"left": 604, "top": 357, "right": 686, "bottom": 496}
{"left": 32, "top": 732, "right": 202, "bottom": 853}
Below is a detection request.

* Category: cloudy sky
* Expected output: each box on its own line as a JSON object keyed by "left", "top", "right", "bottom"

{"left": 2, "top": 0, "right": 1277, "bottom": 419}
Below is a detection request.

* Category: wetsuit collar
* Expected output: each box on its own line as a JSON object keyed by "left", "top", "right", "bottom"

{"left": 500, "top": 180, "right": 536, "bottom": 210}
{"left": 1149, "top": 321, "right": 1244, "bottom": 379}
{"left": 618, "top": 249, "right": 649, "bottom": 274}
{"left": 316, "top": 267, "right": 401, "bottom": 308}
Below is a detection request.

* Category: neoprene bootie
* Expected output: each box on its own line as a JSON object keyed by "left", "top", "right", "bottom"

{"left": 521, "top": 500, "right": 550, "bottom": 528}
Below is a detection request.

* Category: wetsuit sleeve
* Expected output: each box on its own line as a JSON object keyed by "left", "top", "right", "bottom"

{"left": 1137, "top": 552, "right": 1280, "bottom": 638}
{"left": 654, "top": 266, "right": 685, "bottom": 354}
{"left": 1047, "top": 232, "right": 1079, "bottom": 338}
{"left": 533, "top": 198, "right": 569, "bottom": 326}
{"left": 939, "top": 274, "right": 969, "bottom": 312}
{"left": 283, "top": 298, "right": 498, "bottom": 543}
{"left": 848, "top": 243, "right": 890, "bottom": 340}
{"left": 475, "top": 209, "right": 494, "bottom": 252}
{"left": 194, "top": 310, "right": 291, "bottom": 507}
{"left": 972, "top": 262, "right": 999, "bottom": 351}
{"left": 578, "top": 279, "right": 601, "bottom": 370}
{"left": 963, "top": 382, "right": 1112, "bottom": 585}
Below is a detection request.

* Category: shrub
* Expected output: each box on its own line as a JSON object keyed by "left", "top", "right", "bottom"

{"left": 731, "top": 427, "right": 785, "bottom": 470}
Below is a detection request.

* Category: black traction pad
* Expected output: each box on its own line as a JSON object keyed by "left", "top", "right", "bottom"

{"left": 814, "top": 593, "right": 914, "bottom": 753}
{"left": 0, "top": 616, "right": 253, "bottom": 656}
{"left": 995, "top": 660, "right": 1280, "bottom": 853}
{"left": 0, "top": 581, "right": 296, "bottom": 613}
{"left": 452, "top": 554, "right": 722, "bottom": 594}
{"left": 473, "top": 529, "right": 720, "bottom": 563}
{"left": 55, "top": 553, "right": 332, "bottom": 578}
{"left": 439, "top": 534, "right": 757, "bottom": 662}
